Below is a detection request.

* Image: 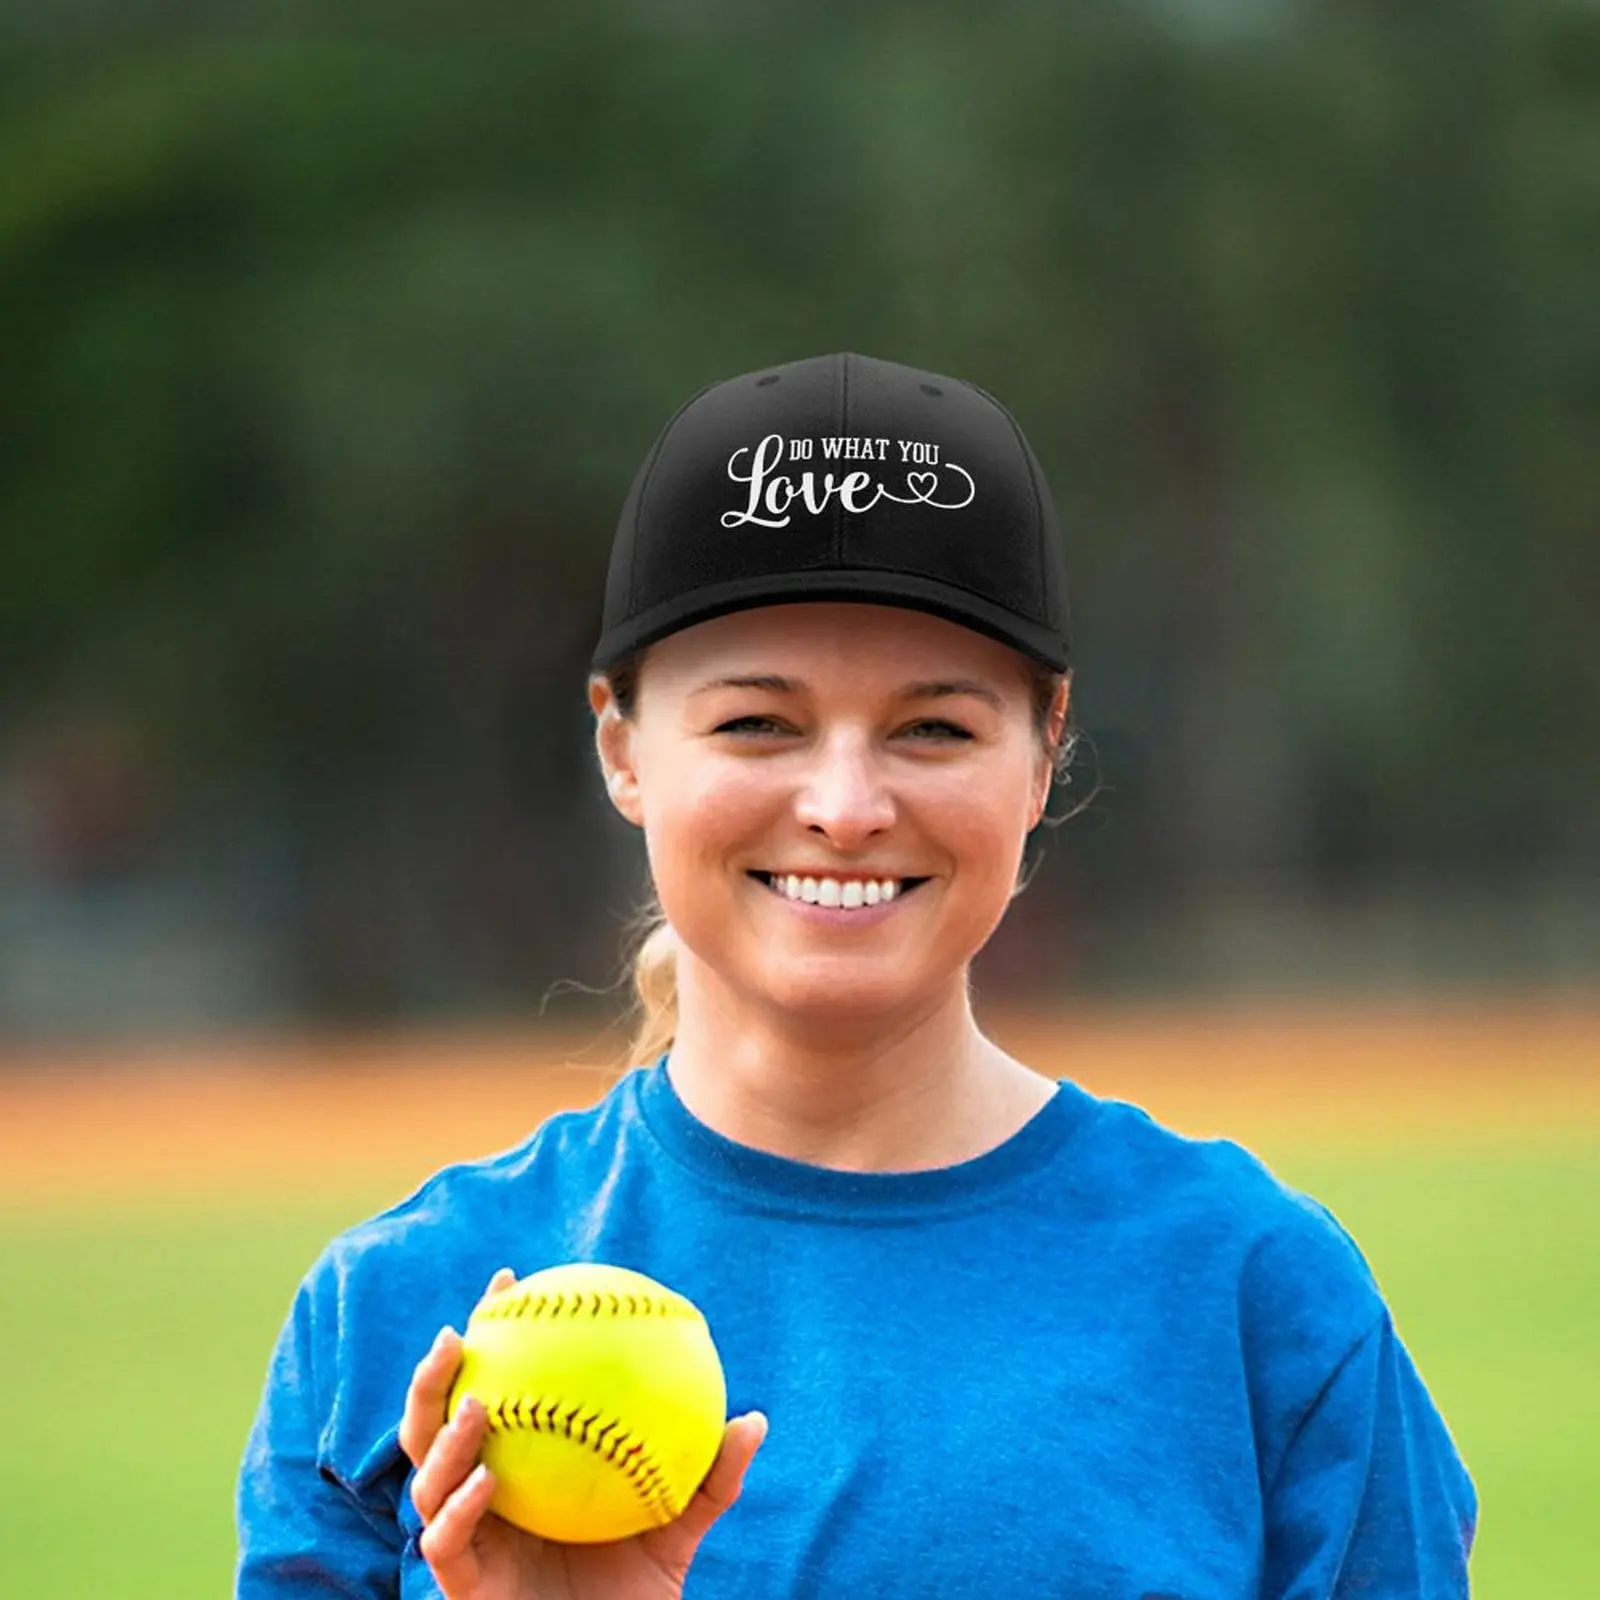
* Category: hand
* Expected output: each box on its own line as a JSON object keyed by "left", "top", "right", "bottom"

{"left": 399, "top": 1268, "right": 767, "bottom": 1600}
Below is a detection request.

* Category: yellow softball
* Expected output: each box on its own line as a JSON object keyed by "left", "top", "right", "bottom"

{"left": 447, "top": 1262, "right": 728, "bottom": 1544}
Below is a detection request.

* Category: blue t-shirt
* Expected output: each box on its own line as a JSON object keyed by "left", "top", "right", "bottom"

{"left": 236, "top": 1060, "right": 1477, "bottom": 1598}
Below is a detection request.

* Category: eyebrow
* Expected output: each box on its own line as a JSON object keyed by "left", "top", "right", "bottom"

{"left": 689, "top": 674, "right": 1008, "bottom": 712}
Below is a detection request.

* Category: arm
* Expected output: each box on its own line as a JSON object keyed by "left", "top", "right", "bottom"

{"left": 239, "top": 1263, "right": 765, "bottom": 1600}
{"left": 236, "top": 1277, "right": 407, "bottom": 1599}
{"left": 1261, "top": 1312, "right": 1477, "bottom": 1600}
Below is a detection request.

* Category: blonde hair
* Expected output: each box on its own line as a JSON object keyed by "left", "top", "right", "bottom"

{"left": 602, "top": 646, "right": 1081, "bottom": 1071}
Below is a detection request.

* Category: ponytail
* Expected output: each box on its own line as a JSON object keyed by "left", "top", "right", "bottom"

{"left": 623, "top": 904, "right": 679, "bottom": 1070}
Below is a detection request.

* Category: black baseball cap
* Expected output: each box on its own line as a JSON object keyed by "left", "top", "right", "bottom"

{"left": 591, "top": 351, "right": 1071, "bottom": 674}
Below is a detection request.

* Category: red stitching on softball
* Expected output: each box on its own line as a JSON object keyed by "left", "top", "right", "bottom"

{"left": 480, "top": 1396, "right": 681, "bottom": 1521}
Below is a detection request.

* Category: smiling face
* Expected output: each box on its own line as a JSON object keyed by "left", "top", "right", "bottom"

{"left": 591, "top": 602, "right": 1069, "bottom": 1029}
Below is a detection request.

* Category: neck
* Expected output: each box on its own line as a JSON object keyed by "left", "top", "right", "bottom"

{"left": 662, "top": 954, "right": 1054, "bottom": 1173}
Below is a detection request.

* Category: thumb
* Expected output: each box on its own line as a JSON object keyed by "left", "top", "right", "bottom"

{"left": 659, "top": 1412, "right": 768, "bottom": 1554}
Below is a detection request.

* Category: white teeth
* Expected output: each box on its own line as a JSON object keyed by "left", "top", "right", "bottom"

{"left": 764, "top": 874, "right": 910, "bottom": 908}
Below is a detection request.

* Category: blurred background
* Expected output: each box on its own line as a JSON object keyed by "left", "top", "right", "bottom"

{"left": 4, "top": 3, "right": 1597, "bottom": 1030}
{"left": 1, "top": 4, "right": 1596, "bottom": 1597}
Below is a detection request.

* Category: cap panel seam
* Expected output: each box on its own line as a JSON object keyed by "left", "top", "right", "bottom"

{"left": 965, "top": 379, "right": 1050, "bottom": 626}
{"left": 625, "top": 378, "right": 721, "bottom": 628}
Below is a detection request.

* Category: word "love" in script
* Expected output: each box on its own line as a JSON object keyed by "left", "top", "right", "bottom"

{"left": 721, "top": 434, "right": 976, "bottom": 530}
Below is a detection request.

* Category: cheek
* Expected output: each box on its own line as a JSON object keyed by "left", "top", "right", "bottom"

{"left": 640, "top": 760, "right": 776, "bottom": 891}
{"left": 922, "top": 760, "right": 1036, "bottom": 872}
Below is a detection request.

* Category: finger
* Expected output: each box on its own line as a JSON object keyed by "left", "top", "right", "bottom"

{"left": 481, "top": 1266, "right": 517, "bottom": 1301}
{"left": 410, "top": 1395, "right": 489, "bottom": 1525}
{"left": 664, "top": 1412, "right": 768, "bottom": 1551}
{"left": 398, "top": 1326, "right": 463, "bottom": 1468}
{"left": 418, "top": 1462, "right": 497, "bottom": 1583}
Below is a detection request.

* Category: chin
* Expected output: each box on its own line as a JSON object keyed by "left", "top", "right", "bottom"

{"left": 748, "top": 962, "right": 932, "bottom": 1022}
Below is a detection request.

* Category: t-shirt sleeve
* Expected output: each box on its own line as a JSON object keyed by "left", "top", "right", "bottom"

{"left": 235, "top": 1268, "right": 407, "bottom": 1599}
{"left": 1259, "top": 1304, "right": 1478, "bottom": 1598}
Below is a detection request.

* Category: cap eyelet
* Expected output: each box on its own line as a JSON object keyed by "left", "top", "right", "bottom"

{"left": 756, "top": 374, "right": 781, "bottom": 387}
{"left": 920, "top": 383, "right": 943, "bottom": 397}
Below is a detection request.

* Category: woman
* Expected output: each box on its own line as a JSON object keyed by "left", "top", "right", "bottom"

{"left": 237, "top": 352, "right": 1477, "bottom": 1599}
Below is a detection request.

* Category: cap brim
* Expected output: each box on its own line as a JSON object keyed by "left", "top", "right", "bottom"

{"left": 590, "top": 569, "right": 1070, "bottom": 675}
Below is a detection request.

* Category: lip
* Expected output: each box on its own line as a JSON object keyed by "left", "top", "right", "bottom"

{"left": 746, "top": 870, "right": 929, "bottom": 927}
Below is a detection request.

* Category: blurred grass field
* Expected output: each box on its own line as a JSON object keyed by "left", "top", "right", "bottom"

{"left": 0, "top": 1004, "right": 1595, "bottom": 1598}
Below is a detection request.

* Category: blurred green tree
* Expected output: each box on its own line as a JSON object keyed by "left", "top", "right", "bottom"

{"left": 1, "top": 4, "right": 1595, "bottom": 1017}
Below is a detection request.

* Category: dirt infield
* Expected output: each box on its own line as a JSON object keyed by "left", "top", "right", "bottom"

{"left": 1, "top": 998, "right": 1595, "bottom": 1202}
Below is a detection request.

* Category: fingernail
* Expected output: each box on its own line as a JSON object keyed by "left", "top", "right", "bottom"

{"left": 468, "top": 1463, "right": 492, "bottom": 1492}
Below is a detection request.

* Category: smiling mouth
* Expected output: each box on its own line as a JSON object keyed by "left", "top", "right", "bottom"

{"left": 747, "top": 870, "right": 930, "bottom": 909}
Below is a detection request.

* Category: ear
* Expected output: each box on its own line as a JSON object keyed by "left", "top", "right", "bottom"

{"left": 589, "top": 675, "right": 644, "bottom": 827}
{"left": 1028, "top": 674, "right": 1073, "bottom": 829}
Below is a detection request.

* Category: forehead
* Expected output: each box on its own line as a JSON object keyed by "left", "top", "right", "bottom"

{"left": 641, "top": 602, "right": 1033, "bottom": 697}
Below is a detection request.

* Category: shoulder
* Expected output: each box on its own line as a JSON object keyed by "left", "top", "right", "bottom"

{"left": 293, "top": 1068, "right": 655, "bottom": 1364}
{"left": 1060, "top": 1082, "right": 1384, "bottom": 1331}
{"left": 311, "top": 1067, "right": 648, "bottom": 1305}
{"left": 1055, "top": 1085, "right": 1392, "bottom": 1466}
{"left": 274, "top": 1069, "right": 653, "bottom": 1490}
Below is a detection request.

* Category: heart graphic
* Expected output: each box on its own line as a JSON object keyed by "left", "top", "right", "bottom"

{"left": 906, "top": 471, "right": 938, "bottom": 500}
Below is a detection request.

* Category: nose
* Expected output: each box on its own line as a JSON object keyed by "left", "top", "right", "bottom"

{"left": 787, "top": 726, "right": 902, "bottom": 851}
{"left": 792, "top": 731, "right": 896, "bottom": 849}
